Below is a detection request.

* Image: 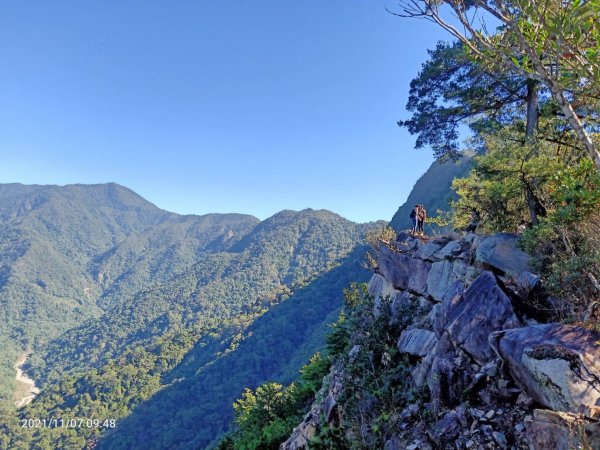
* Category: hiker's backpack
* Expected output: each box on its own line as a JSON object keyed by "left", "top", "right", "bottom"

{"left": 410, "top": 209, "right": 416, "bottom": 219}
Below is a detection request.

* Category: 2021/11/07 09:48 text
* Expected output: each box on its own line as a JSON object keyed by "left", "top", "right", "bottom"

{"left": 20, "top": 418, "right": 117, "bottom": 429}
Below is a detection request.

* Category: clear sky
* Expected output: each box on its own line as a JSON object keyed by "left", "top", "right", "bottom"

{"left": 0, "top": 1, "right": 451, "bottom": 223}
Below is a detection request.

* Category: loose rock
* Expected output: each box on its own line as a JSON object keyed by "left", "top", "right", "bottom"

{"left": 397, "top": 328, "right": 437, "bottom": 357}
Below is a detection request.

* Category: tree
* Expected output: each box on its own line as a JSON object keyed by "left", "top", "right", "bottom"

{"left": 399, "top": 41, "right": 529, "bottom": 159}
{"left": 398, "top": 40, "right": 554, "bottom": 223}
{"left": 232, "top": 382, "right": 300, "bottom": 450}
{"left": 451, "top": 128, "right": 563, "bottom": 231}
{"left": 391, "top": 0, "right": 600, "bottom": 171}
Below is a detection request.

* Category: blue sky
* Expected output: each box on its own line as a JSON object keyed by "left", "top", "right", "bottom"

{"left": 0, "top": 1, "right": 452, "bottom": 223}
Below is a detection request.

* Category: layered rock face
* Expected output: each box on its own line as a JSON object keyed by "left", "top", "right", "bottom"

{"left": 281, "top": 232, "right": 600, "bottom": 450}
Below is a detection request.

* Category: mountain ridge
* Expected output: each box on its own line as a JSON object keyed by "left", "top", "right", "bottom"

{"left": 0, "top": 182, "right": 382, "bottom": 450}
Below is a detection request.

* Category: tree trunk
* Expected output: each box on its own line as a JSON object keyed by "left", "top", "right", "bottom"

{"left": 525, "top": 192, "right": 539, "bottom": 226}
{"left": 524, "top": 81, "right": 543, "bottom": 226}
{"left": 524, "top": 183, "right": 546, "bottom": 226}
{"left": 525, "top": 80, "right": 538, "bottom": 141}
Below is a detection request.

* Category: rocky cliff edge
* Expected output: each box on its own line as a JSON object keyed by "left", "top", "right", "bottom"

{"left": 282, "top": 232, "right": 600, "bottom": 450}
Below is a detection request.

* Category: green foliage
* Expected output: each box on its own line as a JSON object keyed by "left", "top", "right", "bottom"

{"left": 425, "top": 209, "right": 452, "bottom": 229}
{"left": 0, "top": 183, "right": 259, "bottom": 410}
{"left": 93, "top": 248, "right": 371, "bottom": 450}
{"left": 451, "top": 130, "right": 600, "bottom": 322}
{"left": 342, "top": 282, "right": 370, "bottom": 310}
{"left": 220, "top": 352, "right": 330, "bottom": 450}
{"left": 520, "top": 160, "right": 600, "bottom": 321}
{"left": 307, "top": 423, "right": 348, "bottom": 450}
{"left": 232, "top": 382, "right": 298, "bottom": 450}
{"left": 508, "top": 0, "right": 600, "bottom": 96}
{"left": 311, "top": 285, "right": 421, "bottom": 450}
{"left": 365, "top": 226, "right": 396, "bottom": 247}
{"left": 365, "top": 227, "right": 399, "bottom": 269}
{"left": 215, "top": 436, "right": 235, "bottom": 450}
{"left": 398, "top": 41, "right": 528, "bottom": 159}
{"left": 396, "top": 3, "right": 600, "bottom": 322}
{"left": 396, "top": 0, "right": 600, "bottom": 169}
{"left": 298, "top": 353, "right": 330, "bottom": 399}
{"left": 326, "top": 312, "right": 350, "bottom": 359}
{"left": 452, "top": 130, "right": 566, "bottom": 232}
{"left": 544, "top": 160, "right": 600, "bottom": 222}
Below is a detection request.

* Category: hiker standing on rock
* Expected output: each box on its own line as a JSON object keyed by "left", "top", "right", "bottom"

{"left": 417, "top": 204, "right": 427, "bottom": 235}
{"left": 410, "top": 204, "right": 421, "bottom": 235}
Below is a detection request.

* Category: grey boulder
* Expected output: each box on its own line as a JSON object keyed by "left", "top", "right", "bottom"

{"left": 397, "top": 328, "right": 437, "bottom": 357}
{"left": 415, "top": 238, "right": 450, "bottom": 261}
{"left": 428, "top": 357, "right": 466, "bottom": 408}
{"left": 367, "top": 274, "right": 398, "bottom": 306}
{"left": 475, "top": 233, "right": 531, "bottom": 278}
{"left": 378, "top": 245, "right": 431, "bottom": 295}
{"left": 494, "top": 323, "right": 600, "bottom": 418}
{"left": 525, "top": 409, "right": 600, "bottom": 450}
{"left": 436, "top": 240, "right": 471, "bottom": 260}
{"left": 445, "top": 271, "right": 523, "bottom": 364}
{"left": 426, "top": 259, "right": 471, "bottom": 302}
{"left": 432, "top": 280, "right": 465, "bottom": 338}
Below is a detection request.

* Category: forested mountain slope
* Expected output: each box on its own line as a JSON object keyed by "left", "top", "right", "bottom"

{"left": 98, "top": 247, "right": 370, "bottom": 450}
{"left": 0, "top": 183, "right": 380, "bottom": 450}
{"left": 0, "top": 183, "right": 258, "bottom": 410}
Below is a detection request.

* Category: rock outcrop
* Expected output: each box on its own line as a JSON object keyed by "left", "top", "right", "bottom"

{"left": 378, "top": 243, "right": 432, "bottom": 295}
{"left": 281, "top": 368, "right": 344, "bottom": 450}
{"left": 444, "top": 271, "right": 523, "bottom": 364}
{"left": 281, "top": 232, "right": 600, "bottom": 450}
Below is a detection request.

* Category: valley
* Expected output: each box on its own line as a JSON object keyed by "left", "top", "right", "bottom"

{"left": 13, "top": 354, "right": 39, "bottom": 409}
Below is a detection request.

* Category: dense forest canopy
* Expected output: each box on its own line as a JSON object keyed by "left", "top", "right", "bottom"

{"left": 0, "top": 184, "right": 382, "bottom": 449}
